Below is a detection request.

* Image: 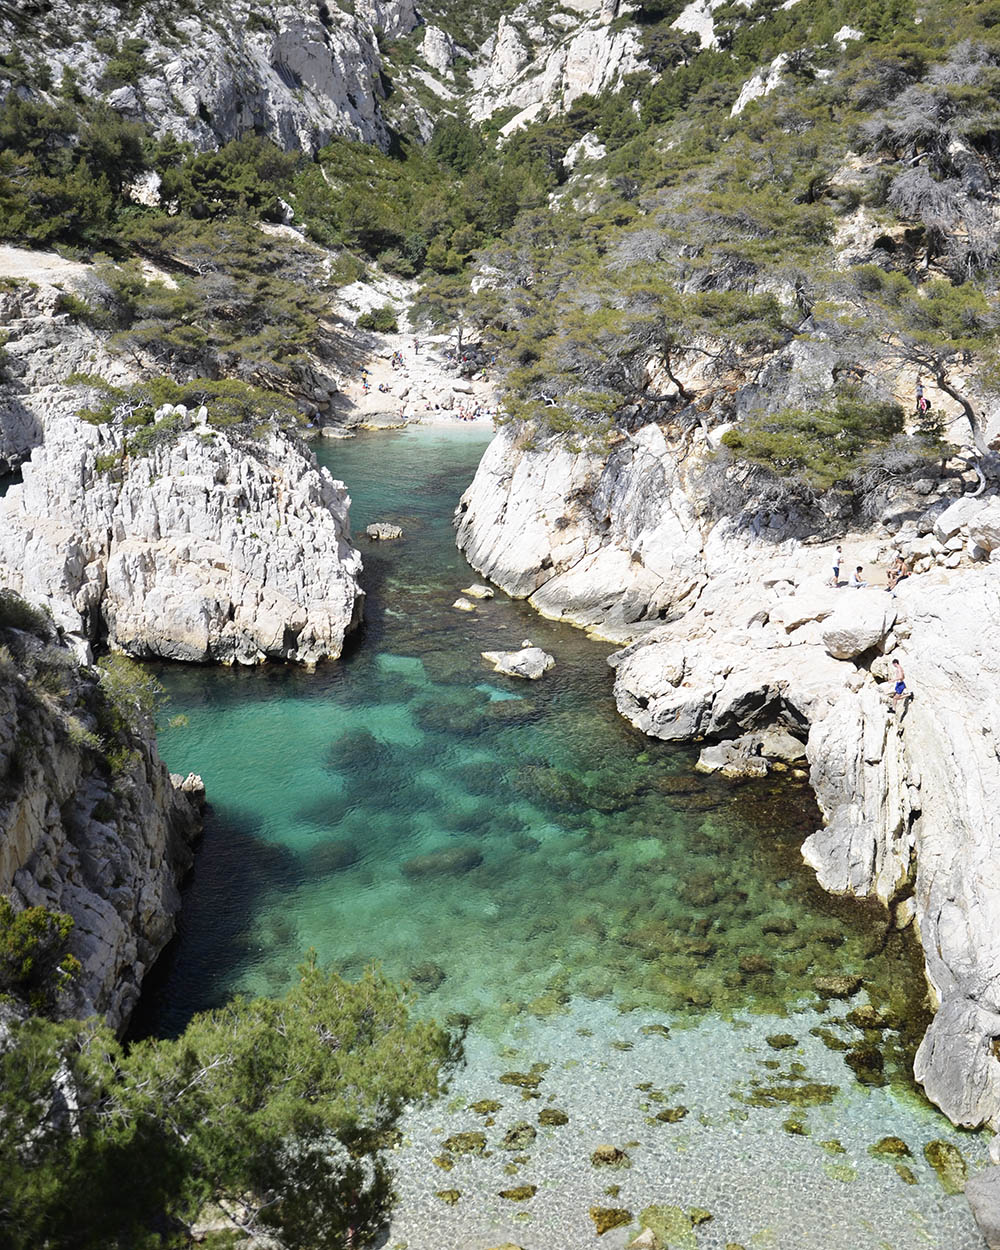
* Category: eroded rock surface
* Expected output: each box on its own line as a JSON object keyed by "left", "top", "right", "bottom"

{"left": 0, "top": 630, "right": 201, "bottom": 1029}
{"left": 0, "top": 412, "right": 363, "bottom": 665}
{"left": 456, "top": 423, "right": 1000, "bottom": 1130}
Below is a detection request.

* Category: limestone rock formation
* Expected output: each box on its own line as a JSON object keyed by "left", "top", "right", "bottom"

{"left": 1, "top": 0, "right": 399, "bottom": 153}
{"left": 0, "top": 259, "right": 136, "bottom": 474}
{"left": 0, "top": 627, "right": 201, "bottom": 1030}
{"left": 469, "top": 1, "right": 644, "bottom": 126}
{"left": 457, "top": 423, "right": 1000, "bottom": 1131}
{"left": 0, "top": 412, "right": 364, "bottom": 665}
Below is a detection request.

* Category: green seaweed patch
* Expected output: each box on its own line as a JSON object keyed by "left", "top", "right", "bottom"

{"left": 846, "top": 1004, "right": 901, "bottom": 1030}
{"left": 432, "top": 1154, "right": 454, "bottom": 1171}
{"left": 637, "top": 1204, "right": 696, "bottom": 1249}
{"left": 820, "top": 1139, "right": 845, "bottom": 1155}
{"left": 766, "top": 1034, "right": 797, "bottom": 1050}
{"left": 441, "top": 1131, "right": 486, "bottom": 1156}
{"left": 591, "top": 1207, "right": 634, "bottom": 1236}
{"left": 435, "top": 1189, "right": 461, "bottom": 1205}
{"left": 870, "top": 1136, "right": 911, "bottom": 1159}
{"left": 783, "top": 1118, "right": 809, "bottom": 1136}
{"left": 810, "top": 1026, "right": 851, "bottom": 1052}
{"left": 924, "top": 1140, "right": 967, "bottom": 1194}
{"left": 499, "top": 1185, "right": 537, "bottom": 1202}
{"left": 503, "top": 1162, "right": 520, "bottom": 1176}
{"left": 500, "top": 1072, "right": 542, "bottom": 1089}
{"left": 655, "top": 1106, "right": 688, "bottom": 1123}
{"left": 471, "top": 1099, "right": 502, "bottom": 1114}
{"left": 845, "top": 1046, "right": 886, "bottom": 1087}
{"left": 814, "top": 974, "right": 861, "bottom": 999}
{"left": 592, "top": 1145, "right": 631, "bottom": 1168}
{"left": 539, "top": 1107, "right": 569, "bottom": 1126}
{"left": 605, "top": 1184, "right": 621, "bottom": 1198}
{"left": 690, "top": 1208, "right": 712, "bottom": 1225}
{"left": 611, "top": 1040, "right": 634, "bottom": 1051}
{"left": 737, "top": 1081, "right": 838, "bottom": 1109}
{"left": 895, "top": 1163, "right": 918, "bottom": 1185}
{"left": 823, "top": 1162, "right": 858, "bottom": 1183}
{"left": 640, "top": 1023, "right": 671, "bottom": 1038}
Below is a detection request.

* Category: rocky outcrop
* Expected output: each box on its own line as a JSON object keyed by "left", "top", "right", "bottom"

{"left": 0, "top": 410, "right": 363, "bottom": 665}
{"left": 456, "top": 423, "right": 1000, "bottom": 1132}
{"left": 0, "top": 626, "right": 201, "bottom": 1029}
{"left": 1, "top": 0, "right": 401, "bottom": 153}
{"left": 0, "top": 260, "right": 136, "bottom": 475}
{"left": 469, "top": 1, "right": 644, "bottom": 127}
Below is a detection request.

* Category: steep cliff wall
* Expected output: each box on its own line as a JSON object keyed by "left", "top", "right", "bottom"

{"left": 0, "top": 0, "right": 404, "bottom": 152}
{"left": 0, "top": 409, "right": 364, "bottom": 665}
{"left": 0, "top": 621, "right": 202, "bottom": 1029}
{"left": 456, "top": 422, "right": 1000, "bottom": 1131}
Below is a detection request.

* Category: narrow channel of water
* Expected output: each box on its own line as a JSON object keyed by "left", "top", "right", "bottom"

{"left": 133, "top": 427, "right": 988, "bottom": 1249}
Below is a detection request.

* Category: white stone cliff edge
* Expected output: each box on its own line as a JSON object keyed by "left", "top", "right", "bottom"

{"left": 456, "top": 422, "right": 1000, "bottom": 1130}
{"left": 0, "top": 410, "right": 364, "bottom": 666}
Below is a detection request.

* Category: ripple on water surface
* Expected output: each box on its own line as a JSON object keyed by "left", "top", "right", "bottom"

{"left": 135, "top": 429, "right": 988, "bottom": 1248}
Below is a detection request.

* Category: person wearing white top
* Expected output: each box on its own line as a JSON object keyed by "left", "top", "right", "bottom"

{"left": 851, "top": 566, "right": 867, "bottom": 589}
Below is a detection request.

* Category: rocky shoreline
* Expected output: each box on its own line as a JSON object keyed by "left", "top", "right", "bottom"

{"left": 456, "top": 422, "right": 1000, "bottom": 1146}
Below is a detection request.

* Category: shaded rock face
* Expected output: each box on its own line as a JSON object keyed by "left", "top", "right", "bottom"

{"left": 457, "top": 424, "right": 1000, "bottom": 1131}
{"left": 0, "top": 413, "right": 364, "bottom": 665}
{"left": 0, "top": 635, "right": 201, "bottom": 1030}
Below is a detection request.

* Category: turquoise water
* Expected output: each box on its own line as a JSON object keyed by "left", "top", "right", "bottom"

{"left": 133, "top": 427, "right": 988, "bottom": 1248}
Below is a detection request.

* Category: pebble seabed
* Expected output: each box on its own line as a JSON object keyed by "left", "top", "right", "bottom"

{"left": 388, "top": 998, "right": 988, "bottom": 1250}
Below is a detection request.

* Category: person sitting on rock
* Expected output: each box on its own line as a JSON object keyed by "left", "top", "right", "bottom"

{"left": 851, "top": 565, "right": 867, "bottom": 589}
{"left": 886, "top": 554, "right": 909, "bottom": 593}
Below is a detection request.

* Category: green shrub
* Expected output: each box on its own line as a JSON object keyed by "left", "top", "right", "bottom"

{"left": 356, "top": 304, "right": 399, "bottom": 332}
{"left": 0, "top": 898, "right": 79, "bottom": 1013}
{"left": 0, "top": 591, "right": 52, "bottom": 639}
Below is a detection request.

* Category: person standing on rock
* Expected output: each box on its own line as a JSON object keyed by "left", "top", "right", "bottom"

{"left": 831, "top": 545, "right": 843, "bottom": 586}
{"left": 891, "top": 659, "right": 908, "bottom": 712}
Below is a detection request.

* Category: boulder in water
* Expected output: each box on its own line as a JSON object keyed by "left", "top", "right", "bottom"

{"left": 366, "top": 522, "right": 403, "bottom": 540}
{"left": 481, "top": 645, "right": 554, "bottom": 680}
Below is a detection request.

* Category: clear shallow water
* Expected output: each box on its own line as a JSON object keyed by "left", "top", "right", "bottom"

{"left": 132, "top": 427, "right": 988, "bottom": 1248}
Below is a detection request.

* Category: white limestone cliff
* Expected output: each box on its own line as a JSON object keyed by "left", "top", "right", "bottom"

{"left": 469, "top": 2, "right": 644, "bottom": 125}
{"left": 0, "top": 411, "right": 364, "bottom": 665}
{"left": 456, "top": 421, "right": 1000, "bottom": 1131}
{"left": 1, "top": 0, "right": 402, "bottom": 153}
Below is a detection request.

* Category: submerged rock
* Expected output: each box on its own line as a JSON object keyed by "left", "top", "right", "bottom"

{"left": 502, "top": 1122, "right": 537, "bottom": 1150}
{"left": 440, "top": 1131, "right": 486, "bottom": 1156}
{"left": 590, "top": 1207, "right": 633, "bottom": 1235}
{"left": 365, "top": 522, "right": 403, "bottom": 540}
{"left": 924, "top": 1139, "right": 968, "bottom": 1194}
{"left": 401, "top": 846, "right": 483, "bottom": 878}
{"left": 591, "top": 1144, "right": 630, "bottom": 1167}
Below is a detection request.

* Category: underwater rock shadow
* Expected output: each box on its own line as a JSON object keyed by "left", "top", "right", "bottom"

{"left": 126, "top": 807, "right": 302, "bottom": 1042}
